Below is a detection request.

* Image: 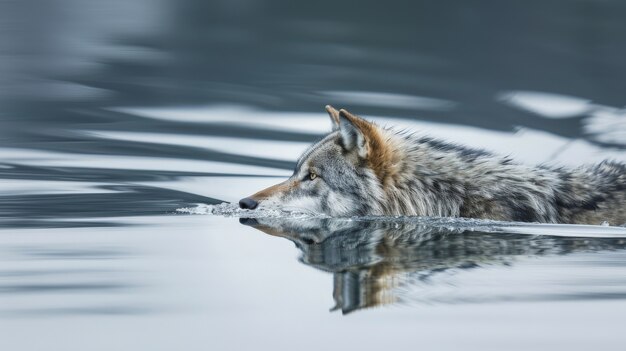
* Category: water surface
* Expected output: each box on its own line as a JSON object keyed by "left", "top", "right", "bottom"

{"left": 1, "top": 1, "right": 626, "bottom": 350}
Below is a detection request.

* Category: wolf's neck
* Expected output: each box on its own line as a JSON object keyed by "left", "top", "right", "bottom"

{"left": 376, "top": 129, "right": 511, "bottom": 217}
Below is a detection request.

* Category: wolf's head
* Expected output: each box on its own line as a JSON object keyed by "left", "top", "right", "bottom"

{"left": 239, "top": 106, "right": 402, "bottom": 216}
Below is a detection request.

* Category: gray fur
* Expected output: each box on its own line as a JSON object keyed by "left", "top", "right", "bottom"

{"left": 246, "top": 107, "right": 626, "bottom": 225}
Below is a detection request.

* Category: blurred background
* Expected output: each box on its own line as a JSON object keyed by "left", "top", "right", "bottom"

{"left": 1, "top": 1, "right": 626, "bottom": 350}
{"left": 1, "top": 0, "right": 625, "bottom": 223}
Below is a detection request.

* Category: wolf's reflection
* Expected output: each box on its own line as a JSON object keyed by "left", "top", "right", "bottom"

{"left": 241, "top": 217, "right": 626, "bottom": 314}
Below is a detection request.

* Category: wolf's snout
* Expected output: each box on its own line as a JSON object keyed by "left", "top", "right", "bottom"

{"left": 239, "top": 197, "right": 258, "bottom": 210}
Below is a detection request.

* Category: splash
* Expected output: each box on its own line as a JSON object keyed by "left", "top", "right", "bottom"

{"left": 176, "top": 202, "right": 328, "bottom": 219}
{"left": 178, "top": 203, "right": 626, "bottom": 238}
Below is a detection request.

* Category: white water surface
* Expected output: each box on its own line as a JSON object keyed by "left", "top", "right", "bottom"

{"left": 180, "top": 203, "right": 626, "bottom": 238}
{"left": 3, "top": 3, "right": 626, "bottom": 350}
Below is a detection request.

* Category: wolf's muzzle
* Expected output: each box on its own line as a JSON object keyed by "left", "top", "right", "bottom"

{"left": 239, "top": 197, "right": 258, "bottom": 210}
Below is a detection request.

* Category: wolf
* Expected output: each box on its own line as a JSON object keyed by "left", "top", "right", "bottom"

{"left": 239, "top": 105, "right": 626, "bottom": 225}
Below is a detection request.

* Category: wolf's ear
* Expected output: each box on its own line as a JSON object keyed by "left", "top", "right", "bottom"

{"left": 325, "top": 105, "right": 340, "bottom": 131}
{"left": 337, "top": 109, "right": 369, "bottom": 158}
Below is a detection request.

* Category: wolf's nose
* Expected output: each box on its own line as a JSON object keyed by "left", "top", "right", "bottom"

{"left": 239, "top": 197, "right": 258, "bottom": 210}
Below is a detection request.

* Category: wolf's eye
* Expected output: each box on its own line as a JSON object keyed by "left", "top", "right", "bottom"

{"left": 308, "top": 172, "right": 317, "bottom": 180}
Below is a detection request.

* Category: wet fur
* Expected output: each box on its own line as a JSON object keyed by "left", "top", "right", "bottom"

{"left": 245, "top": 106, "right": 626, "bottom": 225}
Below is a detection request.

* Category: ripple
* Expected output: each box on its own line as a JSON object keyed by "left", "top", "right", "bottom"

{"left": 183, "top": 202, "right": 626, "bottom": 238}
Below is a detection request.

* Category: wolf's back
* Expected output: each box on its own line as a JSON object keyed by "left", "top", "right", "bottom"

{"left": 556, "top": 160, "right": 626, "bottom": 225}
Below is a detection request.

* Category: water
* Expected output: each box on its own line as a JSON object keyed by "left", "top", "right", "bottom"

{"left": 1, "top": 1, "right": 626, "bottom": 350}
